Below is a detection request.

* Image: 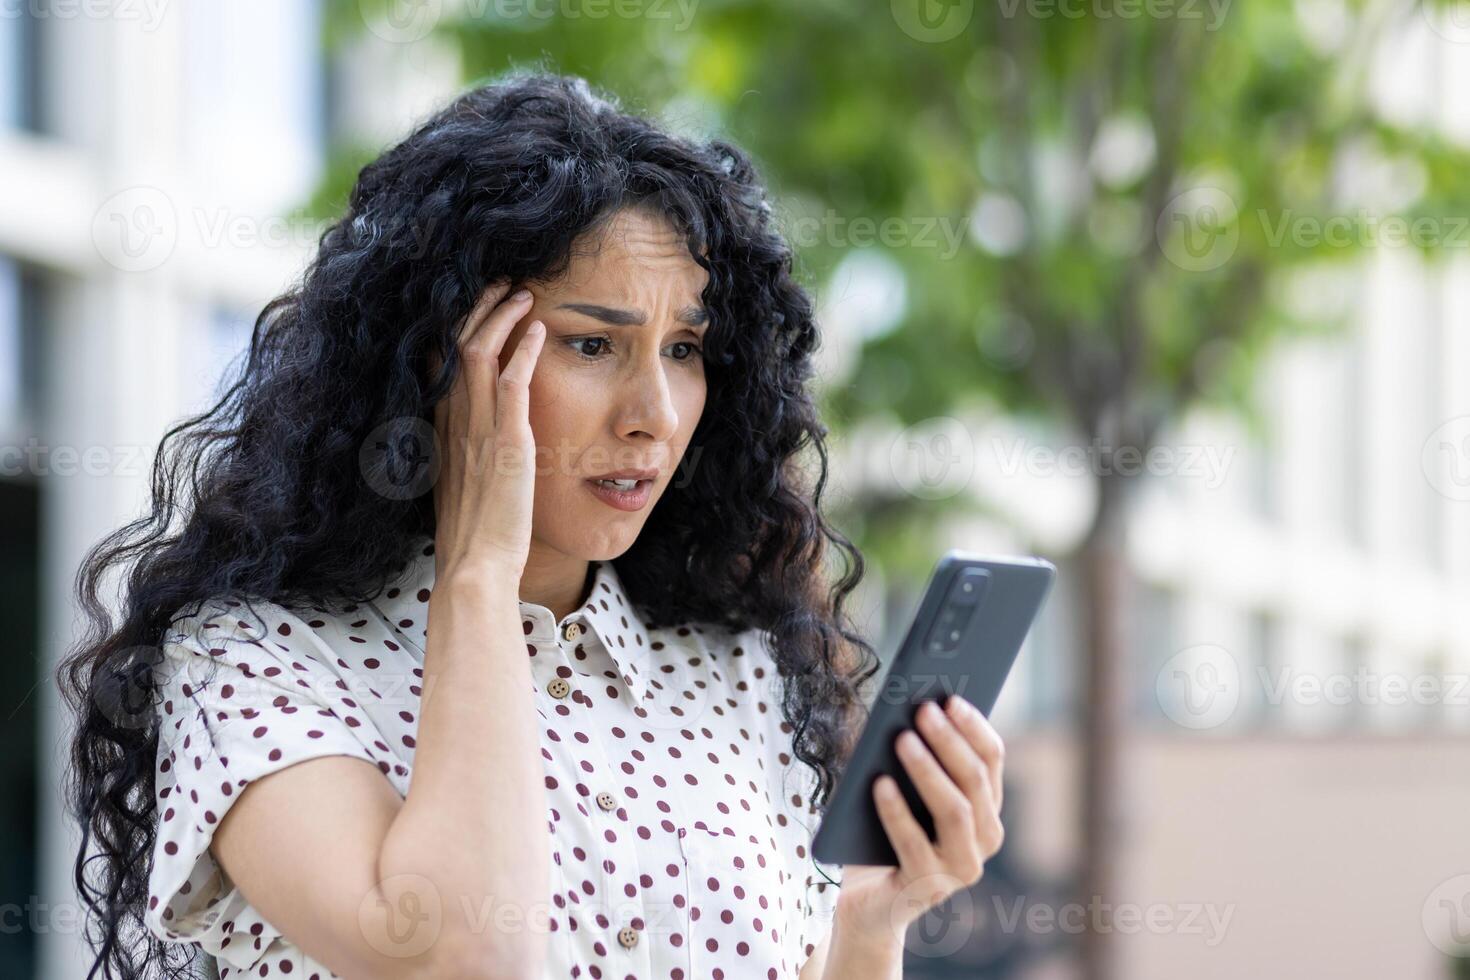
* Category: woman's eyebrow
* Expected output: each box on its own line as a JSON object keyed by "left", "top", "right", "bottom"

{"left": 556, "top": 302, "right": 709, "bottom": 328}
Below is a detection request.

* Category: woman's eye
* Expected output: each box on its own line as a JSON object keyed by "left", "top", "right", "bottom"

{"left": 566, "top": 337, "right": 704, "bottom": 362}
{"left": 568, "top": 337, "right": 610, "bottom": 359}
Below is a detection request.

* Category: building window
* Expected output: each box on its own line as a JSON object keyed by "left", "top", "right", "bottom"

{"left": 1420, "top": 270, "right": 1446, "bottom": 572}
{"left": 1131, "top": 578, "right": 1177, "bottom": 728}
{"left": 0, "top": 259, "right": 19, "bottom": 435}
{"left": 1246, "top": 610, "right": 1282, "bottom": 730}
{"left": 0, "top": 257, "right": 40, "bottom": 443}
{"left": 182, "top": 0, "right": 326, "bottom": 215}
{"left": 1338, "top": 634, "right": 1369, "bottom": 731}
{"left": 207, "top": 304, "right": 257, "bottom": 402}
{"left": 0, "top": 9, "right": 39, "bottom": 132}
{"left": 1340, "top": 324, "right": 1366, "bottom": 549}
{"left": 1019, "top": 554, "right": 1072, "bottom": 729}
{"left": 1245, "top": 434, "right": 1278, "bottom": 526}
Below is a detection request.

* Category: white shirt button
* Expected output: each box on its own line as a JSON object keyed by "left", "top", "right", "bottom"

{"left": 595, "top": 791, "right": 617, "bottom": 812}
{"left": 562, "top": 621, "right": 585, "bottom": 641}
{"left": 547, "top": 678, "right": 571, "bottom": 699}
{"left": 617, "top": 926, "right": 639, "bottom": 949}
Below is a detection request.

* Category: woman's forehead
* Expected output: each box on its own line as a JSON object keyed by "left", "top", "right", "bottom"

{"left": 549, "top": 212, "right": 709, "bottom": 295}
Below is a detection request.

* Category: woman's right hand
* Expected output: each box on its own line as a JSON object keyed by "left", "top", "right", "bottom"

{"left": 429, "top": 279, "right": 546, "bottom": 582}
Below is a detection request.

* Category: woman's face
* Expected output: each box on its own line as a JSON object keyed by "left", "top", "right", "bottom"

{"left": 500, "top": 207, "right": 711, "bottom": 561}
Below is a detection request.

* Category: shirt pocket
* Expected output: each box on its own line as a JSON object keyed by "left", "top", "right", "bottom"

{"left": 677, "top": 824, "right": 801, "bottom": 978}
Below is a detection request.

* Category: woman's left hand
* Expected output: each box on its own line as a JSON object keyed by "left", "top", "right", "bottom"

{"left": 830, "top": 694, "right": 1005, "bottom": 948}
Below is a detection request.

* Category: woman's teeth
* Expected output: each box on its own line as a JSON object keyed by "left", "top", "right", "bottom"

{"left": 596, "top": 478, "right": 641, "bottom": 490}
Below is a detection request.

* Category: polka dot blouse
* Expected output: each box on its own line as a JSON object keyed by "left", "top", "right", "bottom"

{"left": 147, "top": 533, "right": 839, "bottom": 978}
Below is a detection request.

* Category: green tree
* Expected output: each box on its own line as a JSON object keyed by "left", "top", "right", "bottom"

{"left": 320, "top": 3, "right": 1470, "bottom": 976}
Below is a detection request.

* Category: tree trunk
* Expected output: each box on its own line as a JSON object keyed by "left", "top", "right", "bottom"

{"left": 1077, "top": 473, "right": 1130, "bottom": 980}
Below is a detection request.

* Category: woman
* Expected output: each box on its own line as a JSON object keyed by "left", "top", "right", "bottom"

{"left": 59, "top": 72, "right": 1005, "bottom": 980}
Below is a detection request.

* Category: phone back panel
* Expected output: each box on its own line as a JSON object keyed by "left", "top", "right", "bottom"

{"left": 811, "top": 551, "right": 1055, "bottom": 866}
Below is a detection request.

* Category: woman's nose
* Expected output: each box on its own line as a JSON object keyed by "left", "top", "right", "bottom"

{"left": 617, "top": 361, "right": 681, "bottom": 442}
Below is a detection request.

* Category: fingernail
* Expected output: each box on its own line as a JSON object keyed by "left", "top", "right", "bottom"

{"left": 530, "top": 320, "right": 545, "bottom": 333}
{"left": 511, "top": 288, "right": 532, "bottom": 301}
{"left": 920, "top": 701, "right": 943, "bottom": 722}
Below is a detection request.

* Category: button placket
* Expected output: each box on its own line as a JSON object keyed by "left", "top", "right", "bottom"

{"left": 558, "top": 626, "right": 649, "bottom": 976}
{"left": 530, "top": 612, "right": 593, "bottom": 960}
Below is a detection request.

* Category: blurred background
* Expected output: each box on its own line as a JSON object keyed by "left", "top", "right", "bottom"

{"left": 4, "top": 0, "right": 1470, "bottom": 977}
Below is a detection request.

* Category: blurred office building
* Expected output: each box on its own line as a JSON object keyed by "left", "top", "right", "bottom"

{"left": 1, "top": 3, "right": 1467, "bottom": 979}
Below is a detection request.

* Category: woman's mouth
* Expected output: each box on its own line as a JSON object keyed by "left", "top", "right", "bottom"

{"left": 584, "top": 477, "right": 654, "bottom": 511}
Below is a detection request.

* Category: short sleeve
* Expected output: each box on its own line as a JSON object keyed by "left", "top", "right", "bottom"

{"left": 145, "top": 597, "right": 381, "bottom": 966}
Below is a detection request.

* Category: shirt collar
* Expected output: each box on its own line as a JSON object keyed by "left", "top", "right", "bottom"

{"left": 372, "top": 534, "right": 657, "bottom": 700}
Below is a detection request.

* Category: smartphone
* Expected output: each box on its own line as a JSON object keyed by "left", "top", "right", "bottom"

{"left": 810, "top": 550, "right": 1056, "bottom": 866}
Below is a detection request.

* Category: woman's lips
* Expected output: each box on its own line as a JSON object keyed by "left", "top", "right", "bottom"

{"left": 584, "top": 477, "right": 653, "bottom": 511}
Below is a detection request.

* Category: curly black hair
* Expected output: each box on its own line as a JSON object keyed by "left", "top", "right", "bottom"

{"left": 55, "top": 69, "right": 879, "bottom": 980}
